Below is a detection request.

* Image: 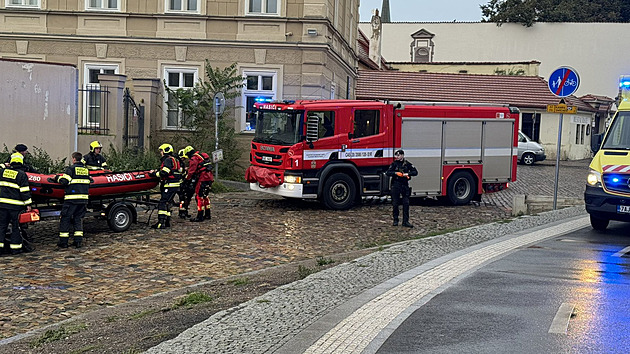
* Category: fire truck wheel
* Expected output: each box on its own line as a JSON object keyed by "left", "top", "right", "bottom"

{"left": 590, "top": 215, "right": 609, "bottom": 231}
{"left": 108, "top": 205, "right": 133, "bottom": 232}
{"left": 446, "top": 171, "right": 476, "bottom": 206}
{"left": 322, "top": 173, "right": 356, "bottom": 210}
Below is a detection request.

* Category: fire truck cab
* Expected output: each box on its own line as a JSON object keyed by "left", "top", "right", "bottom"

{"left": 247, "top": 100, "right": 519, "bottom": 210}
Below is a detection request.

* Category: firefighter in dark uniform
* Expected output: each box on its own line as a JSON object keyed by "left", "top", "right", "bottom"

{"left": 51, "top": 152, "right": 93, "bottom": 248}
{"left": 385, "top": 149, "right": 418, "bottom": 228}
{"left": 150, "top": 144, "right": 182, "bottom": 229}
{"left": 0, "top": 153, "right": 32, "bottom": 255}
{"left": 181, "top": 146, "right": 214, "bottom": 222}
{"left": 177, "top": 147, "right": 194, "bottom": 219}
{"left": 5, "top": 144, "right": 38, "bottom": 173}
{"left": 82, "top": 140, "right": 108, "bottom": 171}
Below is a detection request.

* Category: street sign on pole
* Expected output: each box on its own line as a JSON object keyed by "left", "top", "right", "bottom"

{"left": 546, "top": 103, "right": 577, "bottom": 114}
{"left": 548, "top": 66, "right": 580, "bottom": 97}
{"left": 547, "top": 67, "right": 580, "bottom": 210}
{"left": 213, "top": 92, "right": 225, "bottom": 179}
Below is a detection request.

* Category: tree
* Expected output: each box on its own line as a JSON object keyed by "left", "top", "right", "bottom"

{"left": 166, "top": 61, "right": 245, "bottom": 179}
{"left": 481, "top": 0, "right": 630, "bottom": 27}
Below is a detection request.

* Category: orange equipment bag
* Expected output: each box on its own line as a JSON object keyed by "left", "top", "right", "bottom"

{"left": 19, "top": 209, "right": 40, "bottom": 223}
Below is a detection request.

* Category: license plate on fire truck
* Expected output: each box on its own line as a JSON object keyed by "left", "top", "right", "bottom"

{"left": 618, "top": 205, "right": 630, "bottom": 214}
{"left": 262, "top": 156, "right": 272, "bottom": 162}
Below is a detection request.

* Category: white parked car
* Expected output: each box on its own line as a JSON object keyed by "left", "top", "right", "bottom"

{"left": 518, "top": 131, "right": 546, "bottom": 165}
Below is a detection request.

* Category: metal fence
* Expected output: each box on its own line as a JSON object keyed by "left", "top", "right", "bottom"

{"left": 78, "top": 85, "right": 110, "bottom": 135}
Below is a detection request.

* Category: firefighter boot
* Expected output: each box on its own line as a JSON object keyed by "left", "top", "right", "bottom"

{"left": 151, "top": 216, "right": 167, "bottom": 229}
{"left": 165, "top": 216, "right": 172, "bottom": 228}
{"left": 204, "top": 209, "right": 211, "bottom": 221}
{"left": 190, "top": 210, "right": 204, "bottom": 222}
{"left": 73, "top": 238, "right": 83, "bottom": 249}
{"left": 178, "top": 209, "right": 191, "bottom": 219}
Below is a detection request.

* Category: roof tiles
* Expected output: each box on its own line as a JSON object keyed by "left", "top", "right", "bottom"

{"left": 357, "top": 70, "right": 596, "bottom": 112}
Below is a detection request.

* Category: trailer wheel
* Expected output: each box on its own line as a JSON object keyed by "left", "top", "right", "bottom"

{"left": 446, "top": 171, "right": 476, "bottom": 205}
{"left": 521, "top": 152, "right": 535, "bottom": 165}
{"left": 590, "top": 215, "right": 609, "bottom": 231}
{"left": 108, "top": 205, "right": 133, "bottom": 232}
{"left": 322, "top": 173, "right": 356, "bottom": 210}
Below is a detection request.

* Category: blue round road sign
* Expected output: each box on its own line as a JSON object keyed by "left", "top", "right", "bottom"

{"left": 548, "top": 67, "right": 580, "bottom": 97}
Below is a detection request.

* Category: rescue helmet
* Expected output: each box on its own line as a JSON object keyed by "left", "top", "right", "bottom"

{"left": 178, "top": 148, "right": 187, "bottom": 159}
{"left": 90, "top": 140, "right": 103, "bottom": 152}
{"left": 10, "top": 152, "right": 24, "bottom": 165}
{"left": 183, "top": 145, "right": 194, "bottom": 158}
{"left": 158, "top": 143, "right": 174, "bottom": 154}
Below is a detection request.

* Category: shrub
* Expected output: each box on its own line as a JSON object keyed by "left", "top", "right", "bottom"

{"left": 105, "top": 145, "right": 161, "bottom": 171}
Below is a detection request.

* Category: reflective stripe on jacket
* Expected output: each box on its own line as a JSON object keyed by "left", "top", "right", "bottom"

{"left": 0, "top": 166, "right": 32, "bottom": 210}
{"left": 82, "top": 152, "right": 108, "bottom": 171}
{"left": 156, "top": 154, "right": 182, "bottom": 188}
{"left": 56, "top": 162, "right": 92, "bottom": 204}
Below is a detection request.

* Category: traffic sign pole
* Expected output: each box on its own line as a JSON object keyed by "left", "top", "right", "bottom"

{"left": 213, "top": 92, "right": 225, "bottom": 180}
{"left": 547, "top": 67, "right": 580, "bottom": 210}
{"left": 554, "top": 113, "right": 563, "bottom": 210}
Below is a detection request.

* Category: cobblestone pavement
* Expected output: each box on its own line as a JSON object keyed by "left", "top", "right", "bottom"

{"left": 482, "top": 158, "right": 588, "bottom": 208}
{"left": 0, "top": 159, "right": 590, "bottom": 341}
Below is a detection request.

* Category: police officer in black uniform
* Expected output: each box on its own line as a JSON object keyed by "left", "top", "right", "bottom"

{"left": 386, "top": 149, "right": 418, "bottom": 228}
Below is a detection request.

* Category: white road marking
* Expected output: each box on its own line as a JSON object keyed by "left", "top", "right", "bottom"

{"left": 548, "top": 303, "right": 575, "bottom": 334}
{"left": 612, "top": 246, "right": 630, "bottom": 258}
{"left": 304, "top": 216, "right": 590, "bottom": 354}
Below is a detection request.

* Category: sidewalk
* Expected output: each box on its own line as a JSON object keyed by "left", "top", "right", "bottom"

{"left": 147, "top": 206, "right": 587, "bottom": 353}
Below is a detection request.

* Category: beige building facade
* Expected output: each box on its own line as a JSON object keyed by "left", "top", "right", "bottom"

{"left": 388, "top": 61, "right": 540, "bottom": 76}
{"left": 0, "top": 0, "right": 359, "bottom": 156}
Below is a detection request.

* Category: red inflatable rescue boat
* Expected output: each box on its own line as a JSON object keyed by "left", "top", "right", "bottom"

{"left": 27, "top": 170, "right": 159, "bottom": 201}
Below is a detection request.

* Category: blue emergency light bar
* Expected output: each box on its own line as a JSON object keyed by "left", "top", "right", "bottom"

{"left": 255, "top": 96, "right": 273, "bottom": 103}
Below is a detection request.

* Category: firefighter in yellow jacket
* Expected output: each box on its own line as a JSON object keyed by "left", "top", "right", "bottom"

{"left": 50, "top": 152, "right": 93, "bottom": 249}
{"left": 0, "top": 153, "right": 32, "bottom": 255}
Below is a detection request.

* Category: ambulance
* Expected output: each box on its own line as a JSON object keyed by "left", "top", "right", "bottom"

{"left": 585, "top": 77, "right": 630, "bottom": 230}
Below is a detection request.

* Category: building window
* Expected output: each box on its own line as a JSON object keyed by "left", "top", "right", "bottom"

{"left": 354, "top": 110, "right": 380, "bottom": 138}
{"left": 166, "top": 0, "right": 199, "bottom": 12}
{"left": 81, "top": 64, "right": 118, "bottom": 134}
{"left": 7, "top": 0, "right": 40, "bottom": 7}
{"left": 243, "top": 71, "right": 277, "bottom": 131}
{"left": 576, "top": 124, "right": 586, "bottom": 145}
{"left": 164, "top": 67, "right": 198, "bottom": 129}
{"left": 85, "top": 0, "right": 119, "bottom": 11}
{"left": 247, "top": 0, "right": 279, "bottom": 15}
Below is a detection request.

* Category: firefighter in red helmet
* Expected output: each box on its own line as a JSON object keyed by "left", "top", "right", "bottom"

{"left": 180, "top": 146, "right": 214, "bottom": 222}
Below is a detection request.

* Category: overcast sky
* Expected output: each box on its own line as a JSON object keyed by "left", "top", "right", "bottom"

{"left": 359, "top": 0, "right": 485, "bottom": 22}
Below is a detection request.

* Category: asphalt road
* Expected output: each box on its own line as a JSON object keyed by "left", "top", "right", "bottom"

{"left": 378, "top": 220, "right": 630, "bottom": 353}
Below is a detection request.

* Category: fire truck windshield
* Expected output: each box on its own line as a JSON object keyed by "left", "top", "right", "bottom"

{"left": 253, "top": 110, "right": 304, "bottom": 146}
{"left": 602, "top": 111, "right": 630, "bottom": 150}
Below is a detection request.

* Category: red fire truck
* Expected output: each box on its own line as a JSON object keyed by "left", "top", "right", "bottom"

{"left": 246, "top": 100, "right": 519, "bottom": 210}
